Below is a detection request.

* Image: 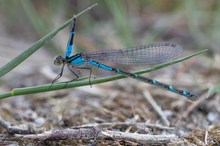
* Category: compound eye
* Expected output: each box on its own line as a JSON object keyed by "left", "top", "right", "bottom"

{"left": 54, "top": 56, "right": 64, "bottom": 66}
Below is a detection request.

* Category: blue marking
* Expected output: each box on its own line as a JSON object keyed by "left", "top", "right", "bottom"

{"left": 169, "top": 85, "right": 176, "bottom": 92}
{"left": 152, "top": 80, "right": 157, "bottom": 84}
{"left": 65, "top": 32, "right": 75, "bottom": 57}
{"left": 99, "top": 64, "right": 113, "bottom": 71}
{"left": 71, "top": 56, "right": 85, "bottom": 65}
{"left": 169, "top": 85, "right": 179, "bottom": 94}
{"left": 65, "top": 45, "right": 72, "bottom": 57}
{"left": 89, "top": 60, "right": 113, "bottom": 71}
{"left": 183, "top": 91, "right": 187, "bottom": 96}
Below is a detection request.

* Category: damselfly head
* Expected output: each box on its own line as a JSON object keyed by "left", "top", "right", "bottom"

{"left": 54, "top": 55, "right": 65, "bottom": 66}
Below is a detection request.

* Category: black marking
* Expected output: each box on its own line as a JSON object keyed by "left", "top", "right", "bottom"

{"left": 69, "top": 18, "right": 76, "bottom": 46}
{"left": 67, "top": 54, "right": 82, "bottom": 63}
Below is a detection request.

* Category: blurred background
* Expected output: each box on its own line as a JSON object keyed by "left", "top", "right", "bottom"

{"left": 0, "top": 0, "right": 218, "bottom": 87}
{"left": 0, "top": 1, "right": 218, "bottom": 72}
{"left": 0, "top": 0, "right": 219, "bottom": 145}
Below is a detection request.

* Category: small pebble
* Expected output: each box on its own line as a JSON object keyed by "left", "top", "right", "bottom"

{"left": 207, "top": 112, "right": 218, "bottom": 122}
{"left": 35, "top": 117, "right": 46, "bottom": 125}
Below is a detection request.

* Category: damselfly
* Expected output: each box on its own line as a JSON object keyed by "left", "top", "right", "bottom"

{"left": 53, "top": 17, "right": 199, "bottom": 101}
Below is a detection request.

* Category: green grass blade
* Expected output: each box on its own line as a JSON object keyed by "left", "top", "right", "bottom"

{"left": 0, "top": 49, "right": 207, "bottom": 99}
{"left": 104, "top": 1, "right": 134, "bottom": 47}
{"left": 0, "top": 3, "right": 98, "bottom": 78}
{"left": 21, "top": 0, "right": 61, "bottom": 54}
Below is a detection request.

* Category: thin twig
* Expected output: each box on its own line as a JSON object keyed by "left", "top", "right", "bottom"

{"left": 0, "top": 116, "right": 36, "bottom": 135}
{"left": 16, "top": 127, "right": 101, "bottom": 141}
{"left": 15, "top": 127, "right": 177, "bottom": 145}
{"left": 143, "top": 91, "right": 170, "bottom": 126}
{"left": 182, "top": 92, "right": 207, "bottom": 118}
{"left": 78, "top": 121, "right": 175, "bottom": 130}
{"left": 99, "top": 130, "right": 177, "bottom": 144}
{"left": 205, "top": 130, "right": 208, "bottom": 145}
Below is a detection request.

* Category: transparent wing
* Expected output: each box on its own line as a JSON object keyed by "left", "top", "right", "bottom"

{"left": 85, "top": 42, "right": 183, "bottom": 65}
